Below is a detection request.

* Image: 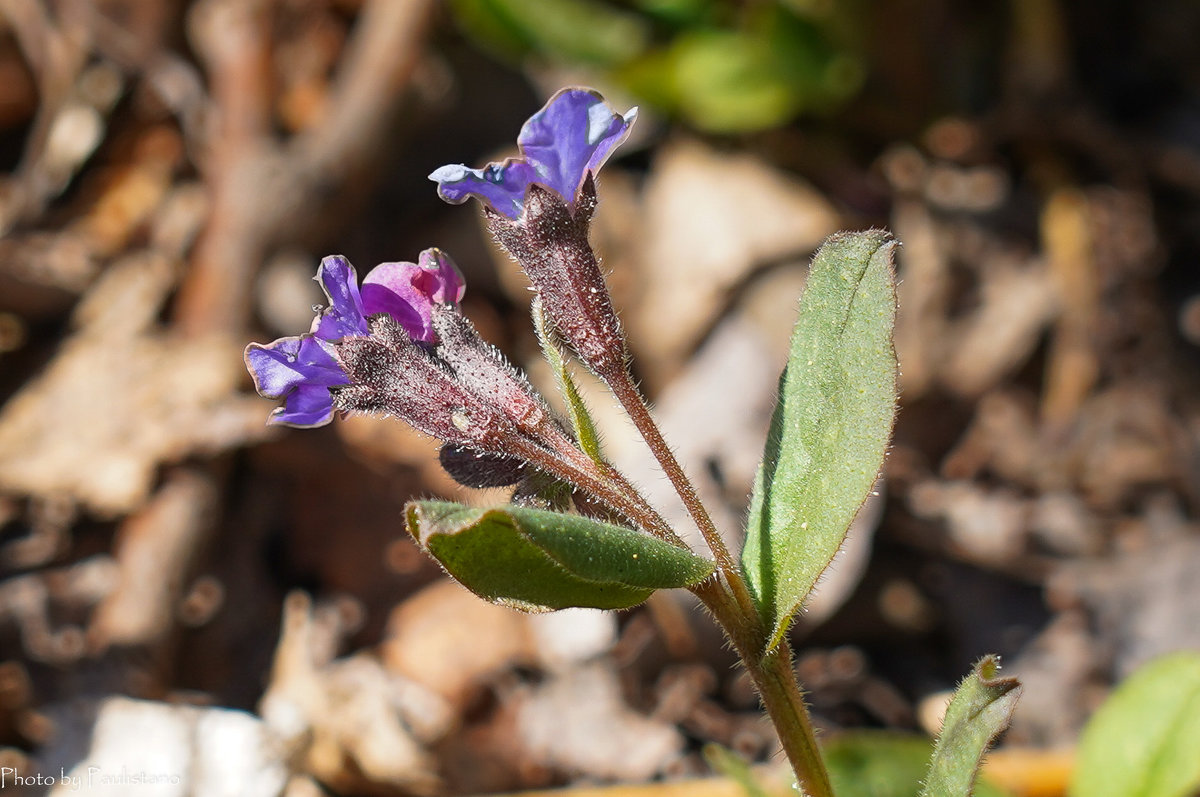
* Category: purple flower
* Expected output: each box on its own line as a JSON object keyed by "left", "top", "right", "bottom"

{"left": 245, "top": 250, "right": 465, "bottom": 427}
{"left": 429, "top": 88, "right": 637, "bottom": 219}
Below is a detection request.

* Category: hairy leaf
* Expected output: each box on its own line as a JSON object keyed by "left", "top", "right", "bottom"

{"left": 741, "top": 230, "right": 898, "bottom": 650}
{"left": 406, "top": 500, "right": 713, "bottom": 612}
{"left": 920, "top": 656, "right": 1021, "bottom": 797}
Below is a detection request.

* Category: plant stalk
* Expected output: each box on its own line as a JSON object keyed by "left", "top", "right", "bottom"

{"left": 692, "top": 579, "right": 835, "bottom": 797}
{"left": 603, "top": 367, "right": 761, "bottom": 620}
{"left": 507, "top": 433, "right": 687, "bottom": 549}
{"left": 551, "top": 353, "right": 833, "bottom": 795}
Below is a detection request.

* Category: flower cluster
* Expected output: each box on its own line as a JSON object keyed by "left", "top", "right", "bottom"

{"left": 245, "top": 251, "right": 463, "bottom": 427}
{"left": 331, "top": 303, "right": 558, "bottom": 455}
{"left": 245, "top": 86, "right": 638, "bottom": 487}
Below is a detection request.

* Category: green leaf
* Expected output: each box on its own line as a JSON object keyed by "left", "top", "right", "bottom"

{"left": 450, "top": 0, "right": 649, "bottom": 67}
{"left": 825, "top": 732, "right": 1011, "bottom": 797}
{"left": 631, "top": 0, "right": 715, "bottom": 27}
{"left": 447, "top": 0, "right": 534, "bottom": 62}
{"left": 1069, "top": 651, "right": 1200, "bottom": 797}
{"left": 741, "top": 230, "right": 898, "bottom": 650}
{"left": 406, "top": 500, "right": 714, "bottom": 612}
{"left": 920, "top": 656, "right": 1021, "bottom": 797}
{"left": 616, "top": 6, "right": 863, "bottom": 133}
{"left": 671, "top": 28, "right": 798, "bottom": 133}
{"left": 531, "top": 296, "right": 604, "bottom": 464}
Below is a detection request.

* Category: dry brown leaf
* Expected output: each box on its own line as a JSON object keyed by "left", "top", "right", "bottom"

{"left": 380, "top": 578, "right": 534, "bottom": 708}
{"left": 515, "top": 662, "right": 684, "bottom": 781}
{"left": 941, "top": 254, "right": 1058, "bottom": 397}
{"left": 261, "top": 592, "right": 442, "bottom": 795}
{"left": 633, "top": 138, "right": 839, "bottom": 379}
{"left": 0, "top": 252, "right": 266, "bottom": 516}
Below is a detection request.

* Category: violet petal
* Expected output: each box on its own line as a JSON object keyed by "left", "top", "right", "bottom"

{"left": 418, "top": 248, "right": 467, "bottom": 305}
{"left": 428, "top": 161, "right": 543, "bottom": 220}
{"left": 245, "top": 337, "right": 345, "bottom": 396}
{"left": 245, "top": 335, "right": 350, "bottom": 428}
{"left": 313, "top": 255, "right": 370, "bottom": 342}
{"left": 430, "top": 88, "right": 637, "bottom": 219}
{"left": 361, "top": 248, "right": 466, "bottom": 343}
{"left": 269, "top": 383, "right": 340, "bottom": 428}
{"left": 518, "top": 88, "right": 637, "bottom": 202}
{"left": 246, "top": 251, "right": 471, "bottom": 429}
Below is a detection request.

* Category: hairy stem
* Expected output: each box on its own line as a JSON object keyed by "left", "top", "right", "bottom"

{"left": 527, "top": 341, "right": 832, "bottom": 794}
{"left": 603, "top": 367, "right": 760, "bottom": 621}
{"left": 598, "top": 367, "right": 832, "bottom": 793}
{"left": 507, "top": 433, "right": 686, "bottom": 549}
{"left": 692, "top": 580, "right": 834, "bottom": 797}
{"left": 757, "top": 642, "right": 833, "bottom": 797}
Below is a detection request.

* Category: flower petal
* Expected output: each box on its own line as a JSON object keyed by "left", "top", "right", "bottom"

{"left": 518, "top": 88, "right": 637, "bottom": 204}
{"left": 430, "top": 88, "right": 636, "bottom": 219}
{"left": 246, "top": 336, "right": 348, "bottom": 395}
{"left": 361, "top": 249, "right": 466, "bottom": 342}
{"left": 429, "top": 161, "right": 542, "bottom": 220}
{"left": 419, "top": 248, "right": 467, "bottom": 305}
{"left": 246, "top": 337, "right": 306, "bottom": 398}
{"left": 313, "top": 255, "right": 370, "bottom": 342}
{"left": 268, "top": 383, "right": 338, "bottom": 428}
{"left": 245, "top": 251, "right": 470, "bottom": 428}
{"left": 245, "top": 334, "right": 350, "bottom": 428}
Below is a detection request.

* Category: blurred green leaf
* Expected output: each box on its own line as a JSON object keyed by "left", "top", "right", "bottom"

{"left": 1069, "top": 651, "right": 1200, "bottom": 797}
{"left": 618, "top": 27, "right": 800, "bottom": 133}
{"left": 920, "top": 656, "right": 1021, "bottom": 797}
{"left": 672, "top": 28, "right": 798, "bottom": 132}
{"left": 449, "top": 0, "right": 532, "bottom": 62}
{"left": 758, "top": 3, "right": 865, "bottom": 110}
{"left": 827, "top": 733, "right": 934, "bottom": 797}
{"left": 825, "top": 732, "right": 1011, "bottom": 797}
{"left": 452, "top": 0, "right": 863, "bottom": 132}
{"left": 741, "top": 231, "right": 898, "bottom": 650}
{"left": 630, "top": 0, "right": 717, "bottom": 27}
{"left": 703, "top": 744, "right": 772, "bottom": 797}
{"left": 617, "top": 4, "right": 863, "bottom": 132}
{"left": 406, "top": 500, "right": 713, "bottom": 612}
{"left": 451, "top": 0, "right": 649, "bottom": 67}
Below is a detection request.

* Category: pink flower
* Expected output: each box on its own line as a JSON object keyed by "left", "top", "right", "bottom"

{"left": 244, "top": 250, "right": 464, "bottom": 427}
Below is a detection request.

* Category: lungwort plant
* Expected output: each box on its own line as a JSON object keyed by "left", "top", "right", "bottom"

{"left": 246, "top": 88, "right": 1020, "bottom": 796}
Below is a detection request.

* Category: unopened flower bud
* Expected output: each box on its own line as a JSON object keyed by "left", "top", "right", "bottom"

{"left": 332, "top": 315, "right": 513, "bottom": 452}
{"left": 485, "top": 178, "right": 627, "bottom": 379}
{"left": 431, "top": 304, "right": 554, "bottom": 435}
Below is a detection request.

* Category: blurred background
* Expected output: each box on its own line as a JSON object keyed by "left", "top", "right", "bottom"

{"left": 1, "top": 0, "right": 1199, "bottom": 794}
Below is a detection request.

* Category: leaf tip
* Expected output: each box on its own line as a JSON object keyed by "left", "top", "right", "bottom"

{"left": 971, "top": 654, "right": 1020, "bottom": 693}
